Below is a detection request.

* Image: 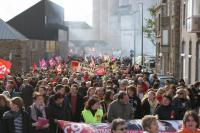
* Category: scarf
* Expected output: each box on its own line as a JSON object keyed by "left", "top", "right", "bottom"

{"left": 30, "top": 103, "right": 46, "bottom": 121}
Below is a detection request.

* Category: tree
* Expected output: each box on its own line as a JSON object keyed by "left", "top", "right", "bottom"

{"left": 144, "top": 6, "right": 156, "bottom": 46}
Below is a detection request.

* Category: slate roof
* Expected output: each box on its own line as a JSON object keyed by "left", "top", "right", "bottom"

{"left": 0, "top": 18, "right": 27, "bottom": 40}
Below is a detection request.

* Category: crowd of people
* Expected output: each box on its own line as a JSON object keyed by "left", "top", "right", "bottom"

{"left": 0, "top": 56, "right": 199, "bottom": 133}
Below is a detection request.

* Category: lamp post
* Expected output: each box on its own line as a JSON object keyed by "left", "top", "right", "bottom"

{"left": 139, "top": 2, "right": 144, "bottom": 66}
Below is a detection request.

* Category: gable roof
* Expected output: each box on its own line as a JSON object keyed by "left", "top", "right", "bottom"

{"left": 0, "top": 19, "right": 27, "bottom": 40}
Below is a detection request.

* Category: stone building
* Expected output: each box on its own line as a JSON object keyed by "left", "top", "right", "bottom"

{"left": 155, "top": 0, "right": 181, "bottom": 79}
{"left": 155, "top": 0, "right": 200, "bottom": 83}
{"left": 179, "top": 0, "right": 200, "bottom": 83}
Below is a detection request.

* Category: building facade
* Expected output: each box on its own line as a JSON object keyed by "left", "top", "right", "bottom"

{"left": 155, "top": 0, "right": 200, "bottom": 83}
{"left": 155, "top": 0, "right": 181, "bottom": 79}
{"left": 180, "top": 0, "right": 200, "bottom": 83}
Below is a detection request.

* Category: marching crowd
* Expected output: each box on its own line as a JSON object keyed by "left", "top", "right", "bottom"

{"left": 0, "top": 57, "right": 199, "bottom": 133}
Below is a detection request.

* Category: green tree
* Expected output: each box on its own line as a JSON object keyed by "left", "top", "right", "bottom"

{"left": 144, "top": 6, "right": 156, "bottom": 46}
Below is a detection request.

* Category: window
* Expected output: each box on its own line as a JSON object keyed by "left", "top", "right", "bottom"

{"left": 188, "top": 41, "right": 192, "bottom": 83}
{"left": 183, "top": 2, "right": 186, "bottom": 25}
{"left": 193, "top": 0, "right": 200, "bottom": 16}
{"left": 158, "top": 14, "right": 161, "bottom": 35}
{"left": 187, "top": 0, "right": 193, "bottom": 18}
{"left": 162, "top": 30, "right": 168, "bottom": 45}
{"left": 181, "top": 41, "right": 185, "bottom": 79}
{"left": 196, "top": 41, "right": 200, "bottom": 81}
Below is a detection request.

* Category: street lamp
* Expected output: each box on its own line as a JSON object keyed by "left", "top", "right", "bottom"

{"left": 138, "top": 2, "right": 144, "bottom": 66}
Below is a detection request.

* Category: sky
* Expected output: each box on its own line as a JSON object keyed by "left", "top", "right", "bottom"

{"left": 0, "top": 0, "right": 93, "bottom": 25}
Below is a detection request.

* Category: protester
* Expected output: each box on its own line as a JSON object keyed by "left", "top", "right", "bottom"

{"left": 21, "top": 79, "right": 35, "bottom": 109}
{"left": 177, "top": 110, "right": 200, "bottom": 133}
{"left": 127, "top": 85, "right": 142, "bottom": 119}
{"left": 0, "top": 94, "right": 10, "bottom": 132}
{"left": 28, "top": 92, "right": 49, "bottom": 133}
{"left": 2, "top": 97, "right": 31, "bottom": 133}
{"left": 111, "top": 118, "right": 127, "bottom": 133}
{"left": 141, "top": 115, "right": 159, "bottom": 133}
{"left": 81, "top": 97, "right": 103, "bottom": 123}
{"left": 100, "top": 90, "right": 114, "bottom": 121}
{"left": 172, "top": 89, "right": 191, "bottom": 120}
{"left": 108, "top": 91, "right": 134, "bottom": 122}
{"left": 154, "top": 95, "right": 176, "bottom": 120}
{"left": 47, "top": 92, "right": 70, "bottom": 133}
{"left": 68, "top": 84, "right": 84, "bottom": 122}
{"left": 141, "top": 90, "right": 157, "bottom": 116}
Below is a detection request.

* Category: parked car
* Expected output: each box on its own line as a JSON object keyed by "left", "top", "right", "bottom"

{"left": 157, "top": 75, "right": 177, "bottom": 87}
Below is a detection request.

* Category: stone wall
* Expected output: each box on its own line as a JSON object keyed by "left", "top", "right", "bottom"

{"left": 0, "top": 40, "right": 65, "bottom": 73}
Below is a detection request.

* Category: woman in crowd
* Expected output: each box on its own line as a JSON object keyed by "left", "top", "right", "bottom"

{"left": 0, "top": 94, "right": 10, "bottom": 132}
{"left": 141, "top": 90, "right": 157, "bottom": 117}
{"left": 141, "top": 115, "right": 159, "bottom": 133}
{"left": 28, "top": 92, "right": 49, "bottom": 133}
{"left": 3, "top": 97, "right": 31, "bottom": 133}
{"left": 82, "top": 97, "right": 103, "bottom": 124}
{"left": 100, "top": 90, "right": 114, "bottom": 121}
{"left": 154, "top": 95, "right": 176, "bottom": 120}
{"left": 83, "top": 87, "right": 96, "bottom": 106}
{"left": 177, "top": 110, "right": 200, "bottom": 133}
{"left": 172, "top": 89, "right": 191, "bottom": 120}
{"left": 111, "top": 118, "right": 127, "bottom": 133}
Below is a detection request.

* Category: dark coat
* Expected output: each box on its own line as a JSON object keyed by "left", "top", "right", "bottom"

{"left": 68, "top": 94, "right": 84, "bottom": 122}
{"left": 2, "top": 110, "right": 31, "bottom": 133}
{"left": 154, "top": 104, "right": 175, "bottom": 120}
{"left": 46, "top": 102, "right": 70, "bottom": 133}
{"left": 0, "top": 106, "right": 10, "bottom": 133}
{"left": 21, "top": 84, "right": 34, "bottom": 109}
{"left": 128, "top": 95, "right": 142, "bottom": 119}
{"left": 171, "top": 98, "right": 191, "bottom": 120}
{"left": 141, "top": 98, "right": 151, "bottom": 116}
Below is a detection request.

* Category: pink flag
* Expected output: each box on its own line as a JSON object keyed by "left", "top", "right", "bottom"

{"left": 49, "top": 58, "right": 56, "bottom": 67}
{"left": 39, "top": 59, "right": 47, "bottom": 70}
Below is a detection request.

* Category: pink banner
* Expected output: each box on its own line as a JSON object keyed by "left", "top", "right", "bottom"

{"left": 58, "top": 120, "right": 182, "bottom": 133}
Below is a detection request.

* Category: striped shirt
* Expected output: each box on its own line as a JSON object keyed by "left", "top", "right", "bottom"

{"left": 14, "top": 113, "right": 23, "bottom": 133}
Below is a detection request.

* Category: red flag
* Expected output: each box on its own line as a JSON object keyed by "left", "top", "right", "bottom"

{"left": 0, "top": 59, "right": 12, "bottom": 78}
{"left": 71, "top": 61, "right": 79, "bottom": 72}
{"left": 32, "top": 63, "right": 37, "bottom": 72}
{"left": 95, "top": 66, "right": 105, "bottom": 76}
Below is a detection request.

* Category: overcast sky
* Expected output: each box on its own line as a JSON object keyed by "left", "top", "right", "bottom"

{"left": 0, "top": 0, "right": 93, "bottom": 25}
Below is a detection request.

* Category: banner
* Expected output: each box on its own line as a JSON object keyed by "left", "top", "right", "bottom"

{"left": 0, "top": 59, "right": 12, "bottom": 78}
{"left": 58, "top": 120, "right": 182, "bottom": 133}
{"left": 95, "top": 66, "right": 105, "bottom": 76}
{"left": 78, "top": 63, "right": 95, "bottom": 75}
